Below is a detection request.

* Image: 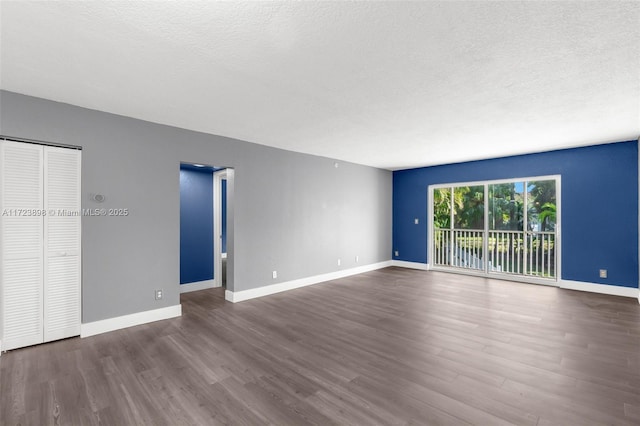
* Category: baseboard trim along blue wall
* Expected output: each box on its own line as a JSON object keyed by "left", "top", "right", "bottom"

{"left": 392, "top": 140, "right": 639, "bottom": 289}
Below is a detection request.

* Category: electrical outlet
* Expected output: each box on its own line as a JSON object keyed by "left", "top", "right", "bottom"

{"left": 355, "top": 255, "right": 359, "bottom": 263}
{"left": 394, "top": 250, "right": 399, "bottom": 257}
{"left": 599, "top": 269, "right": 607, "bottom": 278}
{"left": 155, "top": 289, "right": 163, "bottom": 300}
{"left": 272, "top": 270, "right": 277, "bottom": 279}
{"left": 337, "top": 258, "right": 341, "bottom": 266}
{"left": 414, "top": 218, "right": 419, "bottom": 224}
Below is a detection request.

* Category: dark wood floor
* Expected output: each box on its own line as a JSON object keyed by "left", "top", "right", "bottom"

{"left": 2, "top": 267, "right": 640, "bottom": 425}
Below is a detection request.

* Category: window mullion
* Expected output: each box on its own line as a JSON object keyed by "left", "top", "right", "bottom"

{"left": 483, "top": 184, "right": 489, "bottom": 274}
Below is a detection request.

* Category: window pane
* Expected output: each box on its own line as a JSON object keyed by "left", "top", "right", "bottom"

{"left": 453, "top": 185, "right": 484, "bottom": 230}
{"left": 433, "top": 187, "right": 451, "bottom": 229}
{"left": 527, "top": 180, "right": 556, "bottom": 231}
{"left": 488, "top": 182, "right": 524, "bottom": 231}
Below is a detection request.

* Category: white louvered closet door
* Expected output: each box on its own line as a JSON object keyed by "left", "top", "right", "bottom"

{"left": 0, "top": 141, "right": 45, "bottom": 351}
{"left": 44, "top": 146, "right": 81, "bottom": 342}
{"left": 0, "top": 141, "right": 81, "bottom": 352}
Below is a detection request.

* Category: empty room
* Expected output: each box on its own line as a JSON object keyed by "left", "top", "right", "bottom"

{"left": 1, "top": 1, "right": 639, "bottom": 425}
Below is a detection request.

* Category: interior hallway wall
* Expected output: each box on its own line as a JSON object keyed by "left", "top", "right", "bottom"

{"left": 0, "top": 90, "right": 392, "bottom": 323}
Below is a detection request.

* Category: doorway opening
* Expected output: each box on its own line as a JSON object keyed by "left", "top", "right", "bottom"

{"left": 179, "top": 163, "right": 231, "bottom": 293}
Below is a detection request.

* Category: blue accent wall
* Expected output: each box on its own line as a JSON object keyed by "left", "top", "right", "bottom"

{"left": 393, "top": 141, "right": 638, "bottom": 288}
{"left": 180, "top": 166, "right": 214, "bottom": 284}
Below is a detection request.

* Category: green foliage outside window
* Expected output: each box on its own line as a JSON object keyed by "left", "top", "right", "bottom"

{"left": 434, "top": 180, "right": 556, "bottom": 231}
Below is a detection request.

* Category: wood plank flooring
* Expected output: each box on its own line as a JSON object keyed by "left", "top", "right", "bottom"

{"left": 2, "top": 267, "right": 640, "bottom": 425}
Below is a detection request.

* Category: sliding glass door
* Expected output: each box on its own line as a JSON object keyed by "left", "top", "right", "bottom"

{"left": 431, "top": 176, "right": 559, "bottom": 282}
{"left": 433, "top": 185, "right": 485, "bottom": 271}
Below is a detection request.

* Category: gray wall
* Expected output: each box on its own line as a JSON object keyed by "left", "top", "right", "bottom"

{"left": 0, "top": 91, "right": 392, "bottom": 323}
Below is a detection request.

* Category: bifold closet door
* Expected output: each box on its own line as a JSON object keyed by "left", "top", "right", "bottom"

{"left": 44, "top": 146, "right": 81, "bottom": 342}
{"left": 0, "top": 141, "right": 45, "bottom": 350}
{"left": 1, "top": 141, "right": 81, "bottom": 352}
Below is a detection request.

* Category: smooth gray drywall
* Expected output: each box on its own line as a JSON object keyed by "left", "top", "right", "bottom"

{"left": 0, "top": 91, "right": 392, "bottom": 323}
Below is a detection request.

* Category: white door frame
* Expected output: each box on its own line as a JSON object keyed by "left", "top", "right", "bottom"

{"left": 213, "top": 169, "right": 227, "bottom": 288}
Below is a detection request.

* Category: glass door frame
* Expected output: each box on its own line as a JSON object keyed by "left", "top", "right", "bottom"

{"left": 427, "top": 174, "right": 561, "bottom": 286}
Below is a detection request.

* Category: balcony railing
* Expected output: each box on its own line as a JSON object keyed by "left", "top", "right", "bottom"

{"left": 434, "top": 228, "right": 556, "bottom": 279}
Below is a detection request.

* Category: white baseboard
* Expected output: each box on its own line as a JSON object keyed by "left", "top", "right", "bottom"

{"left": 80, "top": 304, "right": 182, "bottom": 338}
{"left": 560, "top": 280, "right": 639, "bottom": 300}
{"left": 225, "top": 260, "right": 393, "bottom": 303}
{"left": 391, "top": 260, "right": 429, "bottom": 270}
{"left": 391, "top": 262, "right": 639, "bottom": 303}
{"left": 180, "top": 279, "right": 218, "bottom": 294}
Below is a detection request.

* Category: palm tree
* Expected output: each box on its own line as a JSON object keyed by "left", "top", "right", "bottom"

{"left": 538, "top": 202, "right": 556, "bottom": 231}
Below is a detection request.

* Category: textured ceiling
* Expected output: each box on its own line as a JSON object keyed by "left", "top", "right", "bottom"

{"left": 1, "top": 1, "right": 638, "bottom": 170}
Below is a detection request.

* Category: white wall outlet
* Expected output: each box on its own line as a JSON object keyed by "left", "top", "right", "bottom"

{"left": 599, "top": 269, "right": 607, "bottom": 278}
{"left": 155, "top": 289, "right": 163, "bottom": 300}
{"left": 414, "top": 218, "right": 419, "bottom": 224}
{"left": 272, "top": 270, "right": 277, "bottom": 279}
{"left": 394, "top": 250, "right": 399, "bottom": 257}
{"left": 355, "top": 255, "right": 359, "bottom": 263}
{"left": 337, "top": 258, "right": 341, "bottom": 266}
